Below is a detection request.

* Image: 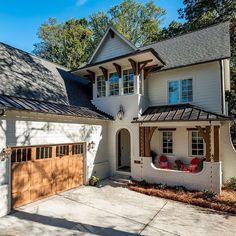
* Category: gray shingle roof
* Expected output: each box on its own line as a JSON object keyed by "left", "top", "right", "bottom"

{"left": 0, "top": 42, "right": 112, "bottom": 120}
{"left": 141, "top": 21, "right": 231, "bottom": 70}
{"left": 132, "top": 104, "right": 233, "bottom": 123}
{"left": 0, "top": 94, "right": 112, "bottom": 120}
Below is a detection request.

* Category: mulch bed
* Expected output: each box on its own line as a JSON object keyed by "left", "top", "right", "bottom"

{"left": 128, "top": 180, "right": 236, "bottom": 214}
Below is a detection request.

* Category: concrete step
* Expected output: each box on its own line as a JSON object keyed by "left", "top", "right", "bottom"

{"left": 109, "top": 175, "right": 131, "bottom": 186}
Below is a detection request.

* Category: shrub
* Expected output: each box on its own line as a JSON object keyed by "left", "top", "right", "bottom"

{"left": 157, "top": 183, "right": 167, "bottom": 190}
{"left": 139, "top": 180, "right": 149, "bottom": 187}
{"left": 202, "top": 190, "right": 217, "bottom": 199}
{"left": 173, "top": 185, "right": 187, "bottom": 192}
{"left": 226, "top": 177, "right": 236, "bottom": 191}
{"left": 89, "top": 175, "right": 100, "bottom": 186}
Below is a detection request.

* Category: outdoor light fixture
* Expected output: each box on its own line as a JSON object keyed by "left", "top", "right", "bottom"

{"left": 88, "top": 141, "right": 95, "bottom": 151}
{"left": 0, "top": 146, "right": 12, "bottom": 162}
{"left": 117, "top": 105, "right": 124, "bottom": 120}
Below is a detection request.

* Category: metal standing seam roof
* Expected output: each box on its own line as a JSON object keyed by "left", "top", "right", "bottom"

{"left": 132, "top": 104, "right": 233, "bottom": 123}
{"left": 0, "top": 94, "right": 113, "bottom": 120}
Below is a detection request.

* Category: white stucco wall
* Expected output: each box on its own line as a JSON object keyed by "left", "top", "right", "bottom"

{"left": 147, "top": 61, "right": 222, "bottom": 114}
{"left": 132, "top": 156, "right": 222, "bottom": 193}
{"left": 220, "top": 122, "right": 236, "bottom": 182}
{"left": 0, "top": 110, "right": 110, "bottom": 217}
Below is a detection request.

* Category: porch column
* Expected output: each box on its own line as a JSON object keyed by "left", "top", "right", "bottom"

{"left": 214, "top": 126, "right": 220, "bottom": 162}
{"left": 196, "top": 126, "right": 211, "bottom": 161}
{"left": 139, "top": 126, "right": 157, "bottom": 157}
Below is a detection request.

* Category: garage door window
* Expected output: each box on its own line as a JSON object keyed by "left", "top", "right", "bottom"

{"left": 56, "top": 145, "right": 69, "bottom": 157}
{"left": 11, "top": 148, "right": 31, "bottom": 163}
{"left": 72, "top": 143, "right": 84, "bottom": 155}
{"left": 36, "top": 147, "right": 52, "bottom": 159}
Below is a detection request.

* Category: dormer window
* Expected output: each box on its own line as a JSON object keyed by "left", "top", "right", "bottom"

{"left": 123, "top": 69, "right": 134, "bottom": 94}
{"left": 97, "top": 75, "right": 106, "bottom": 98}
{"left": 109, "top": 72, "right": 119, "bottom": 96}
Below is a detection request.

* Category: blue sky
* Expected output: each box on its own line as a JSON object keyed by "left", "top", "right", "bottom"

{"left": 0, "top": 0, "right": 184, "bottom": 53}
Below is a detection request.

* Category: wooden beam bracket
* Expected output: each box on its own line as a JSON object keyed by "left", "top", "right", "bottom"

{"left": 113, "top": 63, "right": 122, "bottom": 78}
{"left": 99, "top": 66, "right": 108, "bottom": 81}
{"left": 86, "top": 70, "right": 95, "bottom": 83}
{"left": 138, "top": 59, "right": 153, "bottom": 74}
{"left": 128, "top": 58, "right": 138, "bottom": 75}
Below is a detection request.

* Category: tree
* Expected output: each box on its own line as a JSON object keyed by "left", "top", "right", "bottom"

{"left": 33, "top": 18, "right": 93, "bottom": 69}
{"left": 89, "top": 0, "right": 165, "bottom": 47}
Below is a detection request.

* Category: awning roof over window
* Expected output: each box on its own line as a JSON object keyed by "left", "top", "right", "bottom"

{"left": 132, "top": 104, "right": 233, "bottom": 123}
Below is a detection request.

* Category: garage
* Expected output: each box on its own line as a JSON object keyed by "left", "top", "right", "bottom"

{"left": 11, "top": 143, "right": 85, "bottom": 208}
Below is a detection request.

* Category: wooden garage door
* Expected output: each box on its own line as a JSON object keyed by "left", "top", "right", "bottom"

{"left": 11, "top": 143, "right": 85, "bottom": 208}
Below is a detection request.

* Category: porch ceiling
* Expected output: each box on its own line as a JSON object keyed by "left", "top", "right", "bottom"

{"left": 132, "top": 104, "right": 234, "bottom": 123}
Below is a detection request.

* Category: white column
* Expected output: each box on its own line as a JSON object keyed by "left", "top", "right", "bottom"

{"left": 106, "top": 80, "right": 109, "bottom": 97}
{"left": 134, "top": 74, "right": 139, "bottom": 94}
{"left": 93, "top": 82, "right": 97, "bottom": 99}
{"left": 119, "top": 76, "right": 123, "bottom": 96}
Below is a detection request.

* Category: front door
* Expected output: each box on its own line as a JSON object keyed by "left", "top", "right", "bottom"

{"left": 117, "top": 129, "right": 131, "bottom": 172}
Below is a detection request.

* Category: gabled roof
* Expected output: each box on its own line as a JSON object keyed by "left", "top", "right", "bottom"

{"left": 132, "top": 104, "right": 233, "bottom": 123}
{"left": 0, "top": 42, "right": 113, "bottom": 120}
{"left": 88, "top": 26, "right": 137, "bottom": 64}
{"left": 141, "top": 21, "right": 231, "bottom": 71}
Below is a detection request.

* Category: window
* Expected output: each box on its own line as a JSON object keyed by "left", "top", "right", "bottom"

{"left": 109, "top": 72, "right": 119, "bottom": 96}
{"left": 11, "top": 148, "right": 31, "bottom": 163}
{"left": 181, "top": 79, "right": 193, "bottom": 102}
{"left": 56, "top": 145, "right": 69, "bottom": 157}
{"left": 36, "top": 146, "right": 52, "bottom": 160}
{"left": 123, "top": 69, "right": 134, "bottom": 94}
{"left": 168, "top": 78, "right": 193, "bottom": 104}
{"left": 72, "top": 143, "right": 84, "bottom": 155}
{"left": 97, "top": 75, "right": 106, "bottom": 98}
{"left": 162, "top": 132, "right": 173, "bottom": 154}
{"left": 168, "top": 80, "right": 179, "bottom": 104}
{"left": 190, "top": 131, "right": 204, "bottom": 156}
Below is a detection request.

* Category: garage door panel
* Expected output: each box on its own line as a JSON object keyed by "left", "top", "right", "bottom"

{"left": 12, "top": 143, "right": 85, "bottom": 208}
{"left": 12, "top": 191, "right": 30, "bottom": 208}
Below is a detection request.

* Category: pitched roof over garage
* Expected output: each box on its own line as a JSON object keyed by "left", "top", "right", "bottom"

{"left": 0, "top": 42, "right": 112, "bottom": 120}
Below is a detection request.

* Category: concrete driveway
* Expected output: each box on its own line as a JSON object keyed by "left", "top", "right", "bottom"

{"left": 0, "top": 178, "right": 236, "bottom": 236}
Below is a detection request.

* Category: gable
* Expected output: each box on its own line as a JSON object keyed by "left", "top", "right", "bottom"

{"left": 90, "top": 28, "right": 136, "bottom": 64}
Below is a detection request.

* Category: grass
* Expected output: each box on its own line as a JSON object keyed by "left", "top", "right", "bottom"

{"left": 128, "top": 180, "right": 236, "bottom": 214}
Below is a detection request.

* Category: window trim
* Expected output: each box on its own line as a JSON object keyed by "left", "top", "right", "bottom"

{"left": 109, "top": 71, "right": 120, "bottom": 96}
{"left": 160, "top": 131, "right": 174, "bottom": 155}
{"left": 167, "top": 77, "right": 194, "bottom": 105}
{"left": 122, "top": 68, "right": 135, "bottom": 95}
{"left": 96, "top": 74, "right": 106, "bottom": 98}
{"left": 188, "top": 131, "right": 205, "bottom": 157}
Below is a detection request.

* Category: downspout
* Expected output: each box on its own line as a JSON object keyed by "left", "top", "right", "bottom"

{"left": 220, "top": 60, "right": 225, "bottom": 114}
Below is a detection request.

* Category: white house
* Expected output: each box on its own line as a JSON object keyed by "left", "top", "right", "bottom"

{"left": 0, "top": 21, "right": 235, "bottom": 217}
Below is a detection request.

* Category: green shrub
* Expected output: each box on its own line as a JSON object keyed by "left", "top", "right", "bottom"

{"left": 157, "top": 183, "right": 167, "bottom": 190}
{"left": 174, "top": 185, "right": 187, "bottom": 191}
{"left": 202, "top": 190, "right": 217, "bottom": 199}
{"left": 226, "top": 177, "right": 236, "bottom": 191}
{"left": 89, "top": 175, "right": 100, "bottom": 186}
{"left": 139, "top": 180, "right": 149, "bottom": 187}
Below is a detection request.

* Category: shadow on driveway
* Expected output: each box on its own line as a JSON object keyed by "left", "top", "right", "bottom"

{"left": 12, "top": 210, "right": 137, "bottom": 236}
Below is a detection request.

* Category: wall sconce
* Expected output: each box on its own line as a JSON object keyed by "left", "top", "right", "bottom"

{"left": 0, "top": 146, "right": 12, "bottom": 162}
{"left": 117, "top": 105, "right": 124, "bottom": 120}
{"left": 88, "top": 141, "right": 95, "bottom": 151}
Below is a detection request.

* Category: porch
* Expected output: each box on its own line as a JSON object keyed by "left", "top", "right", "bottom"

{"left": 132, "top": 104, "right": 233, "bottom": 193}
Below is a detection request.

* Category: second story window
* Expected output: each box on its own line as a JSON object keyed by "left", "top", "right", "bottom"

{"left": 168, "top": 78, "right": 193, "bottom": 104}
{"left": 97, "top": 75, "right": 106, "bottom": 98}
{"left": 123, "top": 69, "right": 134, "bottom": 94}
{"left": 109, "top": 72, "right": 119, "bottom": 96}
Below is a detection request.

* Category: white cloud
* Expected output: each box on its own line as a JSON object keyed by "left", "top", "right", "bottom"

{"left": 76, "top": 0, "right": 87, "bottom": 6}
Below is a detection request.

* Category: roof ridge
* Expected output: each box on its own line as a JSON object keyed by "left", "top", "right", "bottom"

{"left": 141, "top": 20, "right": 230, "bottom": 49}
{"left": 0, "top": 42, "right": 69, "bottom": 71}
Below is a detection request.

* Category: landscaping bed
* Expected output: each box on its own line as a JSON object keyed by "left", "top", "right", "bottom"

{"left": 128, "top": 180, "right": 236, "bottom": 214}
